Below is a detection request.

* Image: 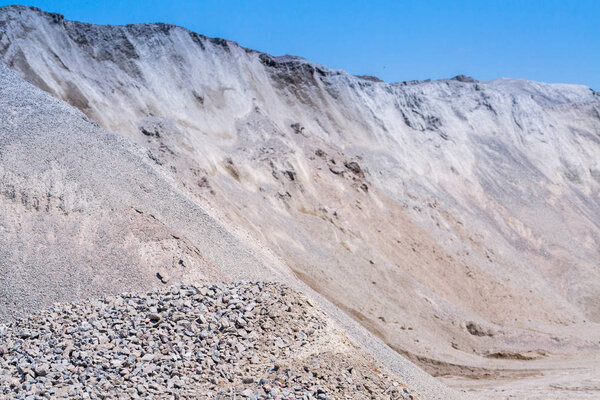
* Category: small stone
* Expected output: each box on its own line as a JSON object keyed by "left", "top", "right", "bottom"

{"left": 156, "top": 271, "right": 170, "bottom": 284}
{"left": 147, "top": 313, "right": 162, "bottom": 324}
{"left": 33, "top": 364, "right": 49, "bottom": 377}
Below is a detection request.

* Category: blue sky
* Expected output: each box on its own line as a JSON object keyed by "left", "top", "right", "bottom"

{"left": 2, "top": 1, "right": 599, "bottom": 89}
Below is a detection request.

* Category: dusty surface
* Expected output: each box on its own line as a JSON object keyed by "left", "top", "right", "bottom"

{"left": 0, "top": 5, "right": 599, "bottom": 399}
{"left": 441, "top": 355, "right": 600, "bottom": 399}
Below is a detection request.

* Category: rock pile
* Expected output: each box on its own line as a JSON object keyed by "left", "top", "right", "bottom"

{"left": 0, "top": 282, "right": 419, "bottom": 399}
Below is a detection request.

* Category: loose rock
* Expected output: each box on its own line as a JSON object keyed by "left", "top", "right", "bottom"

{"left": 0, "top": 282, "right": 419, "bottom": 399}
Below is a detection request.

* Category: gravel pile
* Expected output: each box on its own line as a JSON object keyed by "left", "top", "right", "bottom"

{"left": 0, "top": 282, "right": 419, "bottom": 399}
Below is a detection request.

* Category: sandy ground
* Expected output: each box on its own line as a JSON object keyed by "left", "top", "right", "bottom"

{"left": 441, "top": 355, "right": 600, "bottom": 399}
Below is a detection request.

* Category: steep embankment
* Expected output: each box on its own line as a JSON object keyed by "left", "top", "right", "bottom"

{"left": 0, "top": 52, "right": 461, "bottom": 400}
{"left": 1, "top": 5, "right": 600, "bottom": 398}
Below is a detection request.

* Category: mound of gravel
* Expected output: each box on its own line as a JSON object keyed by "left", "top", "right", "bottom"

{"left": 0, "top": 282, "right": 420, "bottom": 399}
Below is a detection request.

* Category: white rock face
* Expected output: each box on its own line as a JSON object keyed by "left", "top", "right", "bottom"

{"left": 1, "top": 5, "right": 600, "bottom": 398}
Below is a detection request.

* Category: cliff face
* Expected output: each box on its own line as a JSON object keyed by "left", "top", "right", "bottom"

{"left": 1, "top": 5, "right": 600, "bottom": 396}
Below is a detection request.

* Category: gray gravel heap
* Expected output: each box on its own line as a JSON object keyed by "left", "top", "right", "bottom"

{"left": 0, "top": 282, "right": 419, "bottom": 399}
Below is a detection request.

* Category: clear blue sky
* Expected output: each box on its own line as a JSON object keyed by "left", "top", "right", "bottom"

{"left": 2, "top": 1, "right": 599, "bottom": 89}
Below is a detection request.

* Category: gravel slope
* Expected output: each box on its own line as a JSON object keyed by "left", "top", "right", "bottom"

{"left": 0, "top": 60, "right": 284, "bottom": 320}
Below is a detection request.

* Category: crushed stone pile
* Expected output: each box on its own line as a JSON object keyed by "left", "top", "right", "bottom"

{"left": 0, "top": 282, "right": 421, "bottom": 399}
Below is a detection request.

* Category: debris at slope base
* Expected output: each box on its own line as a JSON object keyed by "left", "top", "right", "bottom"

{"left": 0, "top": 282, "right": 421, "bottom": 399}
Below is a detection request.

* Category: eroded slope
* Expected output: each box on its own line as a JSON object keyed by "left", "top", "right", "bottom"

{"left": 1, "top": 5, "right": 600, "bottom": 398}
{"left": 0, "top": 54, "right": 462, "bottom": 400}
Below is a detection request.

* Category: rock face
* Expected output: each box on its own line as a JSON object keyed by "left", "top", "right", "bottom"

{"left": 0, "top": 5, "right": 599, "bottom": 399}
{"left": 0, "top": 282, "right": 422, "bottom": 399}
